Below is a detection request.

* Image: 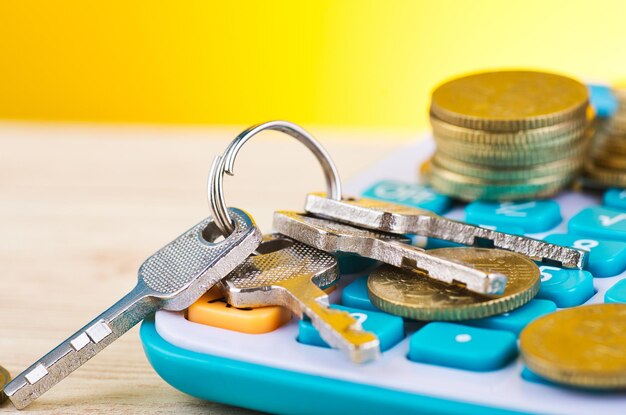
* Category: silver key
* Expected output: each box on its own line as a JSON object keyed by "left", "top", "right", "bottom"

{"left": 273, "top": 211, "right": 507, "bottom": 295}
{"left": 221, "top": 234, "right": 380, "bottom": 363}
{"left": 304, "top": 193, "right": 587, "bottom": 269}
{"left": 5, "top": 208, "right": 262, "bottom": 409}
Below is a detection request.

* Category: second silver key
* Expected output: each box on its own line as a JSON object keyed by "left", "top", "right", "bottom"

{"left": 273, "top": 211, "right": 507, "bottom": 295}
{"left": 304, "top": 193, "right": 587, "bottom": 269}
{"left": 221, "top": 233, "right": 381, "bottom": 363}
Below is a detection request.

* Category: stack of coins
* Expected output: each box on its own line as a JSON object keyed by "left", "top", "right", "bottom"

{"left": 585, "top": 83, "right": 626, "bottom": 187}
{"left": 426, "top": 70, "right": 594, "bottom": 201}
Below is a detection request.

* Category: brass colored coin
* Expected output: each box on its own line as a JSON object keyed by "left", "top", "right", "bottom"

{"left": 367, "top": 248, "right": 540, "bottom": 320}
{"left": 434, "top": 129, "right": 591, "bottom": 167}
{"left": 593, "top": 152, "right": 626, "bottom": 170}
{"left": 0, "top": 365, "right": 10, "bottom": 404}
{"left": 430, "top": 71, "right": 589, "bottom": 131}
{"left": 584, "top": 161, "right": 626, "bottom": 188}
{"left": 520, "top": 304, "right": 626, "bottom": 389}
{"left": 427, "top": 159, "right": 574, "bottom": 201}
{"left": 433, "top": 152, "right": 582, "bottom": 182}
{"left": 429, "top": 108, "right": 592, "bottom": 146}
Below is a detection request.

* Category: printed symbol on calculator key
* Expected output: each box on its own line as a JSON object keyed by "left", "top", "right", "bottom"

{"left": 408, "top": 323, "right": 518, "bottom": 372}
{"left": 465, "top": 200, "right": 562, "bottom": 233}
{"left": 569, "top": 206, "right": 626, "bottom": 241}
{"left": 544, "top": 233, "right": 626, "bottom": 278}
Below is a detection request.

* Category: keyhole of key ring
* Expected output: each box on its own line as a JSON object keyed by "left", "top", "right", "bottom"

{"left": 201, "top": 221, "right": 226, "bottom": 244}
{"left": 207, "top": 120, "right": 343, "bottom": 238}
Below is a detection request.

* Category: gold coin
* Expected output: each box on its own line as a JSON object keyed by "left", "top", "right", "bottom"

{"left": 429, "top": 108, "right": 592, "bottom": 146}
{"left": 520, "top": 304, "right": 626, "bottom": 389}
{"left": 430, "top": 71, "right": 589, "bottom": 131}
{"left": 0, "top": 365, "right": 10, "bottom": 404}
{"left": 426, "top": 159, "right": 574, "bottom": 201}
{"left": 367, "top": 248, "right": 540, "bottom": 320}
{"left": 433, "top": 152, "right": 582, "bottom": 182}
{"left": 593, "top": 152, "right": 626, "bottom": 170}
{"left": 433, "top": 129, "right": 591, "bottom": 167}
{"left": 584, "top": 161, "right": 626, "bottom": 188}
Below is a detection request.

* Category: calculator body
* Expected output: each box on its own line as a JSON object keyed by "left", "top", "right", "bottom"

{"left": 140, "top": 136, "right": 626, "bottom": 415}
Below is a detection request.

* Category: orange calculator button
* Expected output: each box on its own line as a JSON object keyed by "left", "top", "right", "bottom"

{"left": 186, "top": 287, "right": 292, "bottom": 334}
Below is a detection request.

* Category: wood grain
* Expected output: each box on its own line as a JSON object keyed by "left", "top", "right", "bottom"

{"left": 0, "top": 122, "right": 408, "bottom": 414}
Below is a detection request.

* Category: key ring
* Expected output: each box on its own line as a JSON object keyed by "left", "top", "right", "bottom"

{"left": 208, "top": 120, "right": 343, "bottom": 237}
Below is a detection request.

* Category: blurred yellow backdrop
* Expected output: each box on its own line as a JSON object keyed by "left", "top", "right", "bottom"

{"left": 1, "top": 1, "right": 625, "bottom": 130}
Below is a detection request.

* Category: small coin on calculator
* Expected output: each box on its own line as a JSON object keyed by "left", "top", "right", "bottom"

{"left": 0, "top": 365, "right": 11, "bottom": 404}
{"left": 520, "top": 304, "right": 626, "bottom": 389}
{"left": 367, "top": 247, "right": 540, "bottom": 320}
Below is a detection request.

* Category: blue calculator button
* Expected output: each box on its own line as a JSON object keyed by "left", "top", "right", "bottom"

{"left": 588, "top": 84, "right": 618, "bottom": 118}
{"left": 408, "top": 323, "right": 517, "bottom": 372}
{"left": 465, "top": 200, "right": 561, "bottom": 233}
{"left": 543, "top": 233, "right": 626, "bottom": 278}
{"left": 604, "top": 189, "right": 626, "bottom": 211}
{"left": 605, "top": 279, "right": 626, "bottom": 304}
{"left": 535, "top": 265, "right": 595, "bottom": 308}
{"left": 341, "top": 276, "right": 377, "bottom": 312}
{"left": 464, "top": 299, "right": 556, "bottom": 335}
{"left": 361, "top": 180, "right": 451, "bottom": 214}
{"left": 298, "top": 305, "right": 404, "bottom": 352}
{"left": 569, "top": 206, "right": 626, "bottom": 242}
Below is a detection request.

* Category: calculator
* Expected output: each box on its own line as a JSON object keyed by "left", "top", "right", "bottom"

{"left": 140, "top": 89, "right": 626, "bottom": 415}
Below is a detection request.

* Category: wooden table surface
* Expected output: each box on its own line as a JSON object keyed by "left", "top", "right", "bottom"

{"left": 0, "top": 122, "right": 412, "bottom": 414}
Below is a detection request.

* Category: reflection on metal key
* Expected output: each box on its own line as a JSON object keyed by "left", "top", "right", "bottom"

{"left": 304, "top": 193, "right": 587, "bottom": 269}
{"left": 221, "top": 234, "right": 380, "bottom": 363}
{"left": 273, "top": 211, "right": 507, "bottom": 295}
{"left": 5, "top": 208, "right": 262, "bottom": 410}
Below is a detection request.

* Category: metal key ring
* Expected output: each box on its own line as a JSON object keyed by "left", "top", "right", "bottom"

{"left": 208, "top": 120, "right": 343, "bottom": 237}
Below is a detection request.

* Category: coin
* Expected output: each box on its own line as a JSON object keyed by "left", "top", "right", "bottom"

{"left": 520, "top": 304, "right": 626, "bottom": 389}
{"left": 0, "top": 365, "right": 10, "bottom": 404}
{"left": 433, "top": 129, "right": 592, "bottom": 167}
{"left": 584, "top": 161, "right": 626, "bottom": 187}
{"left": 433, "top": 152, "right": 582, "bottom": 182}
{"left": 426, "top": 159, "right": 574, "bottom": 201}
{"left": 592, "top": 152, "right": 626, "bottom": 170}
{"left": 430, "top": 109, "right": 591, "bottom": 146}
{"left": 430, "top": 71, "right": 589, "bottom": 132}
{"left": 367, "top": 248, "right": 540, "bottom": 320}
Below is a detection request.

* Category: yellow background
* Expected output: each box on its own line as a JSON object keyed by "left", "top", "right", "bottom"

{"left": 1, "top": 1, "right": 625, "bottom": 130}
